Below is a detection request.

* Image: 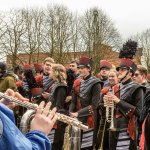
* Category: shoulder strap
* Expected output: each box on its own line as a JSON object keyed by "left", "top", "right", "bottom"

{"left": 113, "top": 83, "right": 120, "bottom": 98}
{"left": 73, "top": 79, "right": 81, "bottom": 94}
{"left": 101, "top": 86, "right": 109, "bottom": 95}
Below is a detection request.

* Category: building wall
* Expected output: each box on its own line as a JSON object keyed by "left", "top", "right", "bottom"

{"left": 7, "top": 44, "right": 142, "bottom": 70}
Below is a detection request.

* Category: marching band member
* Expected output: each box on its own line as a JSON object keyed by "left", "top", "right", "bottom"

{"left": 96, "top": 69, "right": 119, "bottom": 150}
{"left": 103, "top": 40, "right": 145, "bottom": 150}
{"left": 97, "top": 60, "right": 112, "bottom": 87}
{"left": 42, "top": 64, "right": 68, "bottom": 150}
{"left": 69, "top": 56, "right": 101, "bottom": 150}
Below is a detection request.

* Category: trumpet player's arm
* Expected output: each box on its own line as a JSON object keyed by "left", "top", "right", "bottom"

{"left": 114, "top": 88, "right": 144, "bottom": 118}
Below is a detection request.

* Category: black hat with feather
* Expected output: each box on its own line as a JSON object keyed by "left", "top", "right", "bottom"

{"left": 116, "top": 40, "right": 138, "bottom": 73}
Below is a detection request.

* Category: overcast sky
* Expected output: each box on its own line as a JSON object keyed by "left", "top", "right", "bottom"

{"left": 0, "top": 0, "right": 150, "bottom": 40}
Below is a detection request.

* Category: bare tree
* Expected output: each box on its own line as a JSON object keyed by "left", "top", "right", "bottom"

{"left": 43, "top": 5, "right": 75, "bottom": 64}
{"left": 79, "top": 8, "right": 121, "bottom": 73}
{"left": 0, "top": 12, "right": 7, "bottom": 61}
{"left": 131, "top": 29, "right": 150, "bottom": 72}
{"left": 21, "top": 8, "right": 45, "bottom": 64}
{"left": 0, "top": 5, "right": 122, "bottom": 70}
{"left": 139, "top": 30, "right": 150, "bottom": 72}
{"left": 0, "top": 10, "right": 26, "bottom": 67}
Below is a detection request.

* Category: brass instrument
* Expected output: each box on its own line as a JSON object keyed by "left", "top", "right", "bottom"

{"left": 96, "top": 90, "right": 116, "bottom": 150}
{"left": 69, "top": 125, "right": 81, "bottom": 150}
{"left": 0, "top": 92, "right": 88, "bottom": 131}
{"left": 96, "top": 115, "right": 107, "bottom": 150}
{"left": 104, "top": 91, "right": 116, "bottom": 131}
{"left": 63, "top": 124, "right": 81, "bottom": 150}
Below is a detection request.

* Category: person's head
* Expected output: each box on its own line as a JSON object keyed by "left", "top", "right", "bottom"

{"left": 49, "top": 64, "right": 66, "bottom": 84}
{"left": 77, "top": 56, "right": 92, "bottom": 79}
{"left": 43, "top": 57, "right": 55, "bottom": 75}
{"left": 116, "top": 58, "right": 137, "bottom": 82}
{"left": 133, "top": 65, "right": 148, "bottom": 84}
{"left": 99, "top": 60, "right": 112, "bottom": 79}
{"left": 0, "top": 62, "right": 7, "bottom": 73}
{"left": 69, "top": 60, "right": 78, "bottom": 74}
{"left": 0, "top": 62, "right": 7, "bottom": 78}
{"left": 108, "top": 69, "right": 119, "bottom": 86}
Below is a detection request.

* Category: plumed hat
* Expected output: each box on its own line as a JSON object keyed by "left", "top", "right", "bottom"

{"left": 117, "top": 40, "right": 138, "bottom": 73}
{"left": 34, "top": 63, "right": 43, "bottom": 73}
{"left": 119, "top": 40, "right": 137, "bottom": 59}
{"left": 100, "top": 60, "right": 112, "bottom": 70}
{"left": 78, "top": 56, "right": 92, "bottom": 68}
{"left": 23, "top": 64, "right": 32, "bottom": 71}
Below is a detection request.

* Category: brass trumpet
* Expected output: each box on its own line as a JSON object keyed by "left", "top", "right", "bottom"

{"left": 104, "top": 92, "right": 116, "bottom": 131}
{"left": 0, "top": 92, "right": 88, "bottom": 131}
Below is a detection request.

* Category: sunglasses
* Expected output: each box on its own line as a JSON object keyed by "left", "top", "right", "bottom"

{"left": 134, "top": 73, "right": 141, "bottom": 77}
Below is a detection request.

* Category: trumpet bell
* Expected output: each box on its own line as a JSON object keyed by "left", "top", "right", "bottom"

{"left": 108, "top": 122, "right": 116, "bottom": 131}
{"left": 108, "top": 127, "right": 116, "bottom": 131}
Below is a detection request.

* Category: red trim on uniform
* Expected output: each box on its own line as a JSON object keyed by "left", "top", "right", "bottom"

{"left": 101, "top": 87, "right": 109, "bottom": 95}
{"left": 140, "top": 115, "right": 148, "bottom": 150}
{"left": 127, "top": 115, "right": 136, "bottom": 140}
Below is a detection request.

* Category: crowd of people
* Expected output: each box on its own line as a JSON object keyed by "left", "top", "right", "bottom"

{"left": 0, "top": 39, "right": 150, "bottom": 150}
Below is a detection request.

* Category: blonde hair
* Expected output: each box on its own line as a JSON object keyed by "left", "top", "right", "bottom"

{"left": 43, "top": 57, "right": 55, "bottom": 64}
{"left": 109, "top": 68, "right": 118, "bottom": 76}
{"left": 52, "top": 64, "right": 67, "bottom": 84}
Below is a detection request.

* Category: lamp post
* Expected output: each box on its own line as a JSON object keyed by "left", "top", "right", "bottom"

{"left": 93, "top": 9, "right": 99, "bottom": 74}
{"left": 93, "top": 9, "right": 99, "bottom": 51}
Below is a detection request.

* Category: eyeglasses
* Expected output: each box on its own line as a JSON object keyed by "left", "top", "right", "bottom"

{"left": 100, "top": 68, "right": 110, "bottom": 71}
{"left": 117, "top": 68, "right": 128, "bottom": 72}
{"left": 134, "top": 73, "right": 141, "bottom": 77}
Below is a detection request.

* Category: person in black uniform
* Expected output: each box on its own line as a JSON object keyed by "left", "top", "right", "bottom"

{"left": 43, "top": 64, "right": 68, "bottom": 150}
{"left": 103, "top": 40, "right": 145, "bottom": 150}
{"left": 69, "top": 56, "right": 101, "bottom": 150}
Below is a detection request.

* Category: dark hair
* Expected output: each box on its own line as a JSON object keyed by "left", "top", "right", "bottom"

{"left": 137, "top": 65, "right": 148, "bottom": 76}
{"left": 70, "top": 60, "right": 79, "bottom": 65}
{"left": 0, "top": 62, "right": 7, "bottom": 73}
{"left": 66, "top": 69, "right": 75, "bottom": 93}
{"left": 24, "top": 70, "right": 38, "bottom": 89}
